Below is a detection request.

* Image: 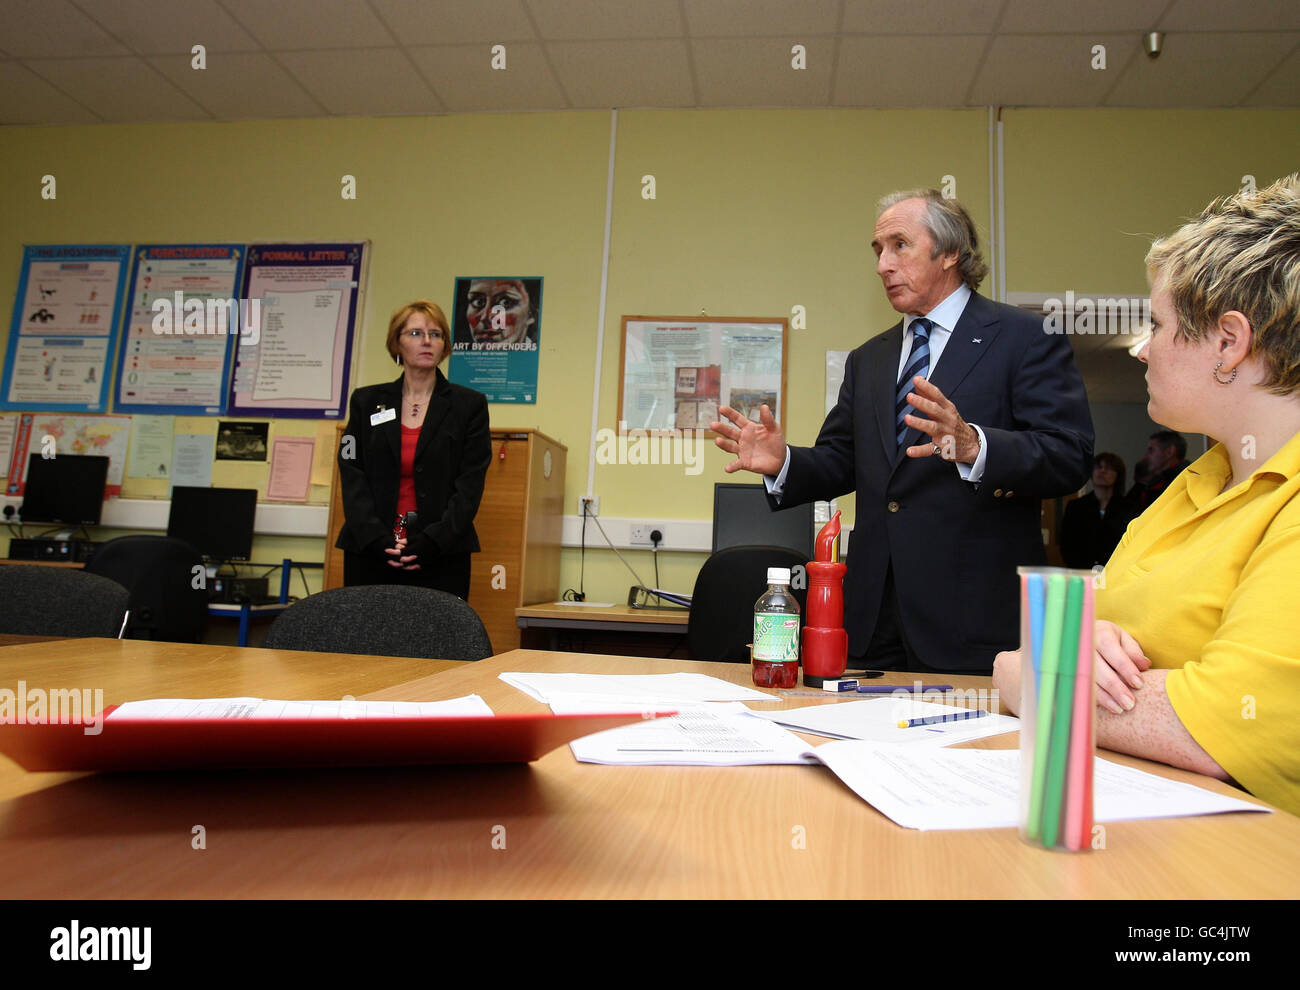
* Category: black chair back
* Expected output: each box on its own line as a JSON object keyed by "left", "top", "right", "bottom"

{"left": 264, "top": 586, "right": 493, "bottom": 661}
{"left": 84, "top": 536, "right": 208, "bottom": 643}
{"left": 0, "top": 564, "right": 129, "bottom": 638}
{"left": 687, "top": 545, "right": 809, "bottom": 662}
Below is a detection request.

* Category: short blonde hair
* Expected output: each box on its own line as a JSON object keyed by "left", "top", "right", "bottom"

{"left": 386, "top": 300, "right": 451, "bottom": 363}
{"left": 1146, "top": 174, "right": 1300, "bottom": 395}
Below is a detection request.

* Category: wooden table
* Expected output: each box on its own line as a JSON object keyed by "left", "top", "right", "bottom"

{"left": 515, "top": 602, "right": 689, "bottom": 657}
{"left": 0, "top": 642, "right": 1295, "bottom": 898}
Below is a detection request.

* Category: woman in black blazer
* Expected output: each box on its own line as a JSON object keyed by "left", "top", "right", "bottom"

{"left": 336, "top": 300, "right": 491, "bottom": 599}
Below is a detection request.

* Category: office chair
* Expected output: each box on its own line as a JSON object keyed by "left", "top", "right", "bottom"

{"left": 687, "top": 545, "right": 809, "bottom": 662}
{"left": 84, "top": 535, "right": 209, "bottom": 643}
{"left": 0, "top": 565, "right": 129, "bottom": 638}
{"left": 264, "top": 586, "right": 494, "bottom": 661}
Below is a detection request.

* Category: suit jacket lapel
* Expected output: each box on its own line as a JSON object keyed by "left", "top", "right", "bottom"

{"left": 927, "top": 293, "right": 1000, "bottom": 400}
{"left": 376, "top": 377, "right": 402, "bottom": 464}
{"left": 415, "top": 368, "right": 452, "bottom": 462}
{"left": 871, "top": 322, "right": 905, "bottom": 465}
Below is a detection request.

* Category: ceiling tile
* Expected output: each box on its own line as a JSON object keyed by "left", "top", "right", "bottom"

{"left": 407, "top": 43, "right": 566, "bottom": 111}
{"left": 683, "top": 0, "right": 841, "bottom": 37}
{"left": 691, "top": 37, "right": 835, "bottom": 106}
{"left": 277, "top": 49, "right": 443, "bottom": 115}
{"left": 1, "top": 0, "right": 131, "bottom": 57}
{"left": 525, "top": 0, "right": 684, "bottom": 40}
{"left": 1243, "top": 43, "right": 1300, "bottom": 106}
{"left": 969, "top": 34, "right": 1139, "bottom": 106}
{"left": 73, "top": 0, "right": 260, "bottom": 53}
{"left": 218, "top": 0, "right": 394, "bottom": 49}
{"left": 1160, "top": 0, "right": 1300, "bottom": 32}
{"left": 0, "top": 60, "right": 100, "bottom": 123}
{"left": 841, "top": 0, "right": 1003, "bottom": 35}
{"left": 999, "top": 0, "right": 1169, "bottom": 34}
{"left": 24, "top": 56, "right": 209, "bottom": 121}
{"left": 548, "top": 40, "right": 695, "bottom": 107}
{"left": 369, "top": 0, "right": 535, "bottom": 45}
{"left": 834, "top": 35, "right": 985, "bottom": 106}
{"left": 1105, "top": 32, "right": 1297, "bottom": 106}
{"left": 149, "top": 52, "right": 323, "bottom": 118}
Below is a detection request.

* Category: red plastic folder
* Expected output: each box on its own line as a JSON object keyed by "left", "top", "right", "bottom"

{"left": 0, "top": 707, "right": 673, "bottom": 772}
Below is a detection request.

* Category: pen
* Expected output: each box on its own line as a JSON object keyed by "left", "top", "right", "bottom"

{"left": 897, "top": 709, "right": 987, "bottom": 728}
{"left": 857, "top": 684, "right": 953, "bottom": 694}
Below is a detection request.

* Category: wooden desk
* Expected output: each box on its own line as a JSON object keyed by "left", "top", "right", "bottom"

{"left": 515, "top": 602, "right": 689, "bottom": 657}
{"left": 1, "top": 644, "right": 1295, "bottom": 898}
{"left": 0, "top": 634, "right": 66, "bottom": 647}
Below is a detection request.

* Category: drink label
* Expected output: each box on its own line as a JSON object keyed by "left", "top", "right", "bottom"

{"left": 753, "top": 612, "right": 800, "bottom": 662}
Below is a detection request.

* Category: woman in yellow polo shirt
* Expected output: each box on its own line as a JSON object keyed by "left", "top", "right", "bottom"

{"left": 994, "top": 173, "right": 1300, "bottom": 816}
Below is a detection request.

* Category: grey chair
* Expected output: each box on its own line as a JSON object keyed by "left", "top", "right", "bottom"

{"left": 263, "top": 585, "right": 494, "bottom": 661}
{"left": 0, "top": 564, "right": 129, "bottom": 638}
{"left": 687, "top": 545, "right": 809, "bottom": 662}
{"left": 84, "top": 535, "right": 208, "bottom": 642}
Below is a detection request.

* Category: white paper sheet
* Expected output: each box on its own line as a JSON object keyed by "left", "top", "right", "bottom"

{"left": 107, "top": 695, "right": 494, "bottom": 720}
{"left": 753, "top": 698, "right": 1019, "bottom": 746}
{"left": 571, "top": 708, "right": 817, "bottom": 766}
{"left": 808, "top": 743, "right": 1270, "bottom": 830}
{"left": 499, "top": 671, "right": 777, "bottom": 705}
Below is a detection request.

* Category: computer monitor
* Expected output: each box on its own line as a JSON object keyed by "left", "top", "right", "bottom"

{"left": 711, "top": 483, "right": 815, "bottom": 560}
{"left": 20, "top": 454, "right": 110, "bottom": 525}
{"left": 167, "top": 486, "right": 258, "bottom": 563}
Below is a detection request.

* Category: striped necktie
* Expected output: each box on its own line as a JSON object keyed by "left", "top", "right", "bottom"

{"left": 896, "top": 318, "right": 933, "bottom": 448}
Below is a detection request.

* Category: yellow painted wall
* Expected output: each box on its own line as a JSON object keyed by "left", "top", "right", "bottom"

{"left": 1, "top": 108, "right": 1297, "bottom": 606}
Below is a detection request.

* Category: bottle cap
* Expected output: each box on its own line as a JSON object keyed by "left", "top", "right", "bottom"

{"left": 767, "top": 567, "right": 791, "bottom": 584}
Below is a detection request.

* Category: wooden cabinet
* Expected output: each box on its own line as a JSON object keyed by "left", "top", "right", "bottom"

{"left": 324, "top": 426, "right": 566, "bottom": 654}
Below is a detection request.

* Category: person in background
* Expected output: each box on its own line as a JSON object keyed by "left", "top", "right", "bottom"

{"left": 336, "top": 300, "right": 491, "bottom": 599}
{"left": 1059, "top": 452, "right": 1136, "bottom": 568}
{"left": 1126, "top": 430, "right": 1190, "bottom": 511}
{"left": 994, "top": 173, "right": 1300, "bottom": 816}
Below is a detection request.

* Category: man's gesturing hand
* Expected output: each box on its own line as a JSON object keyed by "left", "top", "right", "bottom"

{"left": 711, "top": 404, "right": 787, "bottom": 476}
{"left": 901, "top": 377, "right": 981, "bottom": 463}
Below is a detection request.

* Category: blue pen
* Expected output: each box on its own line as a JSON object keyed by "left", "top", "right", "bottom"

{"left": 856, "top": 684, "right": 953, "bottom": 694}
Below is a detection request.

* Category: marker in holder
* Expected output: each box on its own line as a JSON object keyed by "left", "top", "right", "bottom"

{"left": 1018, "top": 567, "right": 1096, "bottom": 852}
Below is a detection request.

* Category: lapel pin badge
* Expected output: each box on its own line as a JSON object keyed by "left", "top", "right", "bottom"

{"left": 972, "top": 337, "right": 983, "bottom": 344}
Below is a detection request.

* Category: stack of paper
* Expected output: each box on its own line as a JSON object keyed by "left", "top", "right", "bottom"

{"left": 501, "top": 671, "right": 811, "bottom": 766}
{"left": 107, "top": 696, "right": 494, "bottom": 719}
{"left": 807, "top": 743, "right": 1270, "bottom": 830}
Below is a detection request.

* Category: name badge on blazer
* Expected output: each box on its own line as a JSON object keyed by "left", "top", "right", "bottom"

{"left": 370, "top": 407, "right": 397, "bottom": 426}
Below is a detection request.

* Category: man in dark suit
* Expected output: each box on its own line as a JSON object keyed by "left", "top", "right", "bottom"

{"left": 711, "top": 190, "right": 1093, "bottom": 673}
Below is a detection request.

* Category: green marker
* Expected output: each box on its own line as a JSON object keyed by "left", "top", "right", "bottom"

{"left": 1028, "top": 574, "right": 1066, "bottom": 841}
{"left": 1042, "top": 576, "right": 1084, "bottom": 847}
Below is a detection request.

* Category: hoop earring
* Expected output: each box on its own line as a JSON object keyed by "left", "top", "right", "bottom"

{"left": 1212, "top": 361, "right": 1237, "bottom": 385}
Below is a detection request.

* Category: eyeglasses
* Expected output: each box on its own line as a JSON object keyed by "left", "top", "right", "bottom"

{"left": 402, "top": 329, "right": 442, "bottom": 342}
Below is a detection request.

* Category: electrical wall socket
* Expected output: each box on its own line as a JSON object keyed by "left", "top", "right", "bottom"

{"left": 578, "top": 495, "right": 600, "bottom": 517}
{"left": 629, "top": 524, "right": 666, "bottom": 546}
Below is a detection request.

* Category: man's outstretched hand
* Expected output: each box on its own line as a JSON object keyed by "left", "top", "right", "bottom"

{"left": 711, "top": 404, "right": 787, "bottom": 476}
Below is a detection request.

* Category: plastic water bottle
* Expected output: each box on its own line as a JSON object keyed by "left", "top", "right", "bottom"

{"left": 752, "top": 567, "right": 800, "bottom": 688}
